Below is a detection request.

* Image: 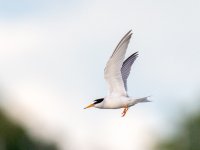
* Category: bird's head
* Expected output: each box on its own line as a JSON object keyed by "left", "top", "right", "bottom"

{"left": 84, "top": 98, "right": 104, "bottom": 109}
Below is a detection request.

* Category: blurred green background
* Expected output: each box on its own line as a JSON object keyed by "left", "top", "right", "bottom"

{"left": 155, "top": 103, "right": 200, "bottom": 150}
{"left": 0, "top": 109, "right": 57, "bottom": 150}
{"left": 0, "top": 0, "right": 200, "bottom": 150}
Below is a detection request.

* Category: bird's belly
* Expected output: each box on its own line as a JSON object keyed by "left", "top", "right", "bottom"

{"left": 102, "top": 97, "right": 129, "bottom": 109}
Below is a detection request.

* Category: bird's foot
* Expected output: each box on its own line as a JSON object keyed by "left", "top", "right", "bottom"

{"left": 121, "top": 106, "right": 129, "bottom": 117}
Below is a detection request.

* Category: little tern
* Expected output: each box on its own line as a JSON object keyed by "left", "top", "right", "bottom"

{"left": 84, "top": 30, "right": 150, "bottom": 117}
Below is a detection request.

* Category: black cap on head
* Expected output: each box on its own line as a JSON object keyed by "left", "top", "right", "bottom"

{"left": 93, "top": 98, "right": 104, "bottom": 104}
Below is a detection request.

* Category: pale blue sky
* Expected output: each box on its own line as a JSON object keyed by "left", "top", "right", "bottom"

{"left": 0, "top": 0, "right": 82, "bottom": 19}
{"left": 0, "top": 0, "right": 200, "bottom": 150}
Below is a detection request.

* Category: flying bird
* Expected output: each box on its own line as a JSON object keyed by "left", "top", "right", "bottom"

{"left": 84, "top": 30, "right": 150, "bottom": 117}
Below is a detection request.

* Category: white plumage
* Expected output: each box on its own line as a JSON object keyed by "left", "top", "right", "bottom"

{"left": 84, "top": 30, "right": 150, "bottom": 117}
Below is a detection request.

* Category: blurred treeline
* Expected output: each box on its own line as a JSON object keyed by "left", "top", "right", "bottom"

{"left": 155, "top": 107, "right": 200, "bottom": 150}
{"left": 0, "top": 109, "right": 57, "bottom": 150}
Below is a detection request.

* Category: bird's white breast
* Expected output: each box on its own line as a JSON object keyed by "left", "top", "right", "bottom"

{"left": 101, "top": 95, "right": 131, "bottom": 109}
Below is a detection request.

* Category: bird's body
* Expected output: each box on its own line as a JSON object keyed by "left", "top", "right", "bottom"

{"left": 95, "top": 96, "right": 131, "bottom": 109}
{"left": 95, "top": 96, "right": 149, "bottom": 109}
{"left": 84, "top": 30, "right": 150, "bottom": 116}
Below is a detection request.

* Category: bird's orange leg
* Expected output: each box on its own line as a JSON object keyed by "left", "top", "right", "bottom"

{"left": 121, "top": 105, "right": 129, "bottom": 117}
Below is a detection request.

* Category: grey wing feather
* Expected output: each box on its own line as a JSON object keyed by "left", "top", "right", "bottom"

{"left": 104, "top": 30, "right": 132, "bottom": 96}
{"left": 109, "top": 30, "right": 132, "bottom": 59}
{"left": 121, "top": 51, "right": 138, "bottom": 91}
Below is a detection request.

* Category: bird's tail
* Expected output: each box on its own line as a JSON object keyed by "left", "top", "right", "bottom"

{"left": 135, "top": 96, "right": 151, "bottom": 103}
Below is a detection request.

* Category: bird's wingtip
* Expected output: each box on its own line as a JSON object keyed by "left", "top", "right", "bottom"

{"left": 146, "top": 95, "right": 153, "bottom": 102}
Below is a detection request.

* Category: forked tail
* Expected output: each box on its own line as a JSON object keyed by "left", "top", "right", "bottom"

{"left": 135, "top": 96, "right": 151, "bottom": 103}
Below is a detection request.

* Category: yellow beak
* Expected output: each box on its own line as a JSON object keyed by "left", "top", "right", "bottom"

{"left": 84, "top": 103, "right": 94, "bottom": 109}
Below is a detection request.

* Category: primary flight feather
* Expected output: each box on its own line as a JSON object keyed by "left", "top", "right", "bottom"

{"left": 84, "top": 30, "right": 150, "bottom": 117}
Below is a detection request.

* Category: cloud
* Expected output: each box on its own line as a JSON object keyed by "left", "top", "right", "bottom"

{"left": 0, "top": 0, "right": 200, "bottom": 150}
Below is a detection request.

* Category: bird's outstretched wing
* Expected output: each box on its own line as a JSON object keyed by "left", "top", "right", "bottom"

{"left": 121, "top": 52, "right": 138, "bottom": 91}
{"left": 104, "top": 30, "right": 132, "bottom": 96}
